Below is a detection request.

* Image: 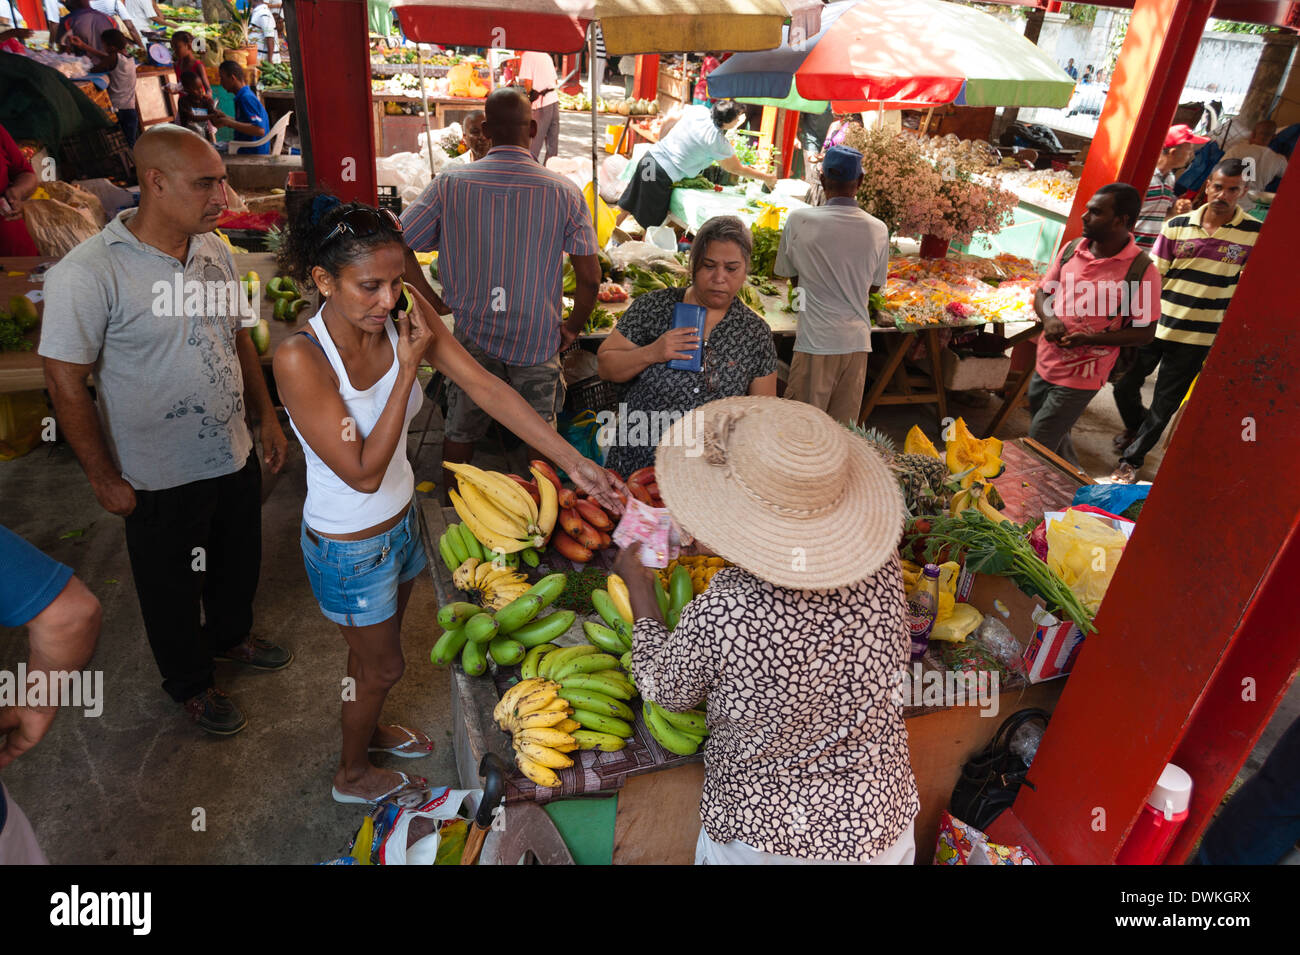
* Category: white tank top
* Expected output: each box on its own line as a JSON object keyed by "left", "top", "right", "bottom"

{"left": 107, "top": 54, "right": 137, "bottom": 111}
{"left": 287, "top": 308, "right": 423, "bottom": 535}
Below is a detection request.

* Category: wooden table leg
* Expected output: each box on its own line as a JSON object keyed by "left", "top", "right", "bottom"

{"left": 926, "top": 328, "right": 948, "bottom": 423}
{"left": 859, "top": 335, "right": 910, "bottom": 425}
{"left": 988, "top": 365, "right": 1034, "bottom": 436}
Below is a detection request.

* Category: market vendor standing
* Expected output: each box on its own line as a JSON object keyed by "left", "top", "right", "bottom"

{"left": 1110, "top": 159, "right": 1261, "bottom": 483}
{"left": 0, "top": 122, "right": 38, "bottom": 256}
{"left": 515, "top": 50, "right": 560, "bottom": 164}
{"left": 611, "top": 396, "right": 918, "bottom": 865}
{"left": 274, "top": 194, "right": 621, "bottom": 802}
{"left": 774, "top": 146, "right": 888, "bottom": 425}
{"left": 597, "top": 215, "right": 777, "bottom": 476}
{"left": 211, "top": 61, "right": 271, "bottom": 154}
{"left": 1030, "top": 183, "right": 1160, "bottom": 465}
{"left": 617, "top": 100, "right": 777, "bottom": 231}
{"left": 399, "top": 88, "right": 603, "bottom": 494}
{"left": 39, "top": 126, "right": 291, "bottom": 736}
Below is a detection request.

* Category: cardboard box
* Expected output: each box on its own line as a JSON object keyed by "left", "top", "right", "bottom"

{"left": 962, "top": 573, "right": 1086, "bottom": 683}
{"left": 942, "top": 350, "right": 1011, "bottom": 391}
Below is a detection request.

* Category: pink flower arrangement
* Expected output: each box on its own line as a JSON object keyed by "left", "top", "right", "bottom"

{"left": 842, "top": 126, "right": 1019, "bottom": 245}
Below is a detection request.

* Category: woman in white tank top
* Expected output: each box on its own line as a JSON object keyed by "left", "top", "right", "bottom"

{"left": 274, "top": 195, "right": 623, "bottom": 804}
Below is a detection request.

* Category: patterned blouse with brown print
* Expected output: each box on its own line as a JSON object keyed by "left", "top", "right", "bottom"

{"left": 630, "top": 556, "right": 919, "bottom": 862}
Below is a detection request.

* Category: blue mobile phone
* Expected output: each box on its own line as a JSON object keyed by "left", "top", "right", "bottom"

{"left": 666, "top": 302, "right": 707, "bottom": 372}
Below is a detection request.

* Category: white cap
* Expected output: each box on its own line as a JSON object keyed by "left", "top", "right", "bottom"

{"left": 1148, "top": 763, "right": 1192, "bottom": 819}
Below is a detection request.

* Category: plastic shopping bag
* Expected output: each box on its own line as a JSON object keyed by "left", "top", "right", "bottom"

{"left": 1045, "top": 508, "right": 1129, "bottom": 616}
{"left": 934, "top": 811, "right": 1039, "bottom": 865}
{"left": 346, "top": 787, "right": 483, "bottom": 865}
{"left": 752, "top": 202, "right": 782, "bottom": 231}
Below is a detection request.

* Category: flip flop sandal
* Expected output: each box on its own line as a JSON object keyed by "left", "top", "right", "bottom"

{"left": 331, "top": 771, "right": 428, "bottom": 805}
{"left": 367, "top": 724, "right": 435, "bottom": 759}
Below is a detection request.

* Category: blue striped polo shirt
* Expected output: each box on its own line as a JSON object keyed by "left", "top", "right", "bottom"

{"left": 401, "top": 146, "right": 598, "bottom": 366}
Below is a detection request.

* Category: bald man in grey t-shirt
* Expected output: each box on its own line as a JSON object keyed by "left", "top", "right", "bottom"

{"left": 39, "top": 126, "right": 291, "bottom": 736}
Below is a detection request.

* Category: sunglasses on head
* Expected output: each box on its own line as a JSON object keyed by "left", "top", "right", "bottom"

{"left": 321, "top": 206, "right": 403, "bottom": 248}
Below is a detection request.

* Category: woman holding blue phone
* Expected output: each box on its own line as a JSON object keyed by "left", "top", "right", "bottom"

{"left": 598, "top": 216, "right": 778, "bottom": 475}
{"left": 274, "top": 194, "right": 622, "bottom": 804}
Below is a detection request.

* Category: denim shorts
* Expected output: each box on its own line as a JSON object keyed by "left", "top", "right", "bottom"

{"left": 300, "top": 503, "right": 427, "bottom": 627}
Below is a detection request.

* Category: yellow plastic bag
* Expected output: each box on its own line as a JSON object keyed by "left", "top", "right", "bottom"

{"left": 0, "top": 391, "right": 48, "bottom": 461}
{"left": 583, "top": 181, "right": 615, "bottom": 249}
{"left": 447, "top": 63, "right": 488, "bottom": 98}
{"left": 1046, "top": 509, "right": 1128, "bottom": 616}
{"left": 753, "top": 203, "right": 781, "bottom": 230}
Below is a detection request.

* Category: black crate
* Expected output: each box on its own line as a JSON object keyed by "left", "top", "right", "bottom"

{"left": 58, "top": 127, "right": 135, "bottom": 182}
{"left": 566, "top": 375, "right": 622, "bottom": 416}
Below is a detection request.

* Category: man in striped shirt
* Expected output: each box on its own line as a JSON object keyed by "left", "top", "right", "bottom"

{"left": 1110, "top": 159, "right": 1262, "bottom": 483}
{"left": 401, "top": 88, "right": 601, "bottom": 487}
{"left": 1133, "top": 125, "right": 1203, "bottom": 250}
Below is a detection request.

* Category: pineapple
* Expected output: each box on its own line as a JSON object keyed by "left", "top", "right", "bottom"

{"left": 847, "top": 423, "right": 949, "bottom": 516}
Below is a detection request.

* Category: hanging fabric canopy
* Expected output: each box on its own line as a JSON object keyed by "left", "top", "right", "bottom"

{"left": 706, "top": 0, "right": 1076, "bottom": 112}
{"left": 392, "top": 0, "right": 822, "bottom": 56}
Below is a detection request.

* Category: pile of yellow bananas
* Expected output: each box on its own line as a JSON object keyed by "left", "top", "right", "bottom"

{"left": 494, "top": 678, "right": 580, "bottom": 788}
{"left": 451, "top": 558, "right": 531, "bottom": 612}
{"left": 446, "top": 462, "right": 557, "bottom": 555}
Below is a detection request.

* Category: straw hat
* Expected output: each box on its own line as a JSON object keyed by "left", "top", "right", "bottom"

{"left": 655, "top": 397, "right": 904, "bottom": 591}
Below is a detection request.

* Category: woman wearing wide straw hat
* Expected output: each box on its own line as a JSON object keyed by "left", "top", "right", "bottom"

{"left": 611, "top": 396, "right": 918, "bottom": 865}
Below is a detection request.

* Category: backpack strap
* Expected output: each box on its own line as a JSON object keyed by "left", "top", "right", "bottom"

{"left": 1124, "top": 249, "right": 1153, "bottom": 290}
{"left": 1056, "top": 237, "right": 1084, "bottom": 270}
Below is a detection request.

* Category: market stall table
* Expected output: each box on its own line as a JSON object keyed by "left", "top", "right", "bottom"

{"left": 423, "top": 433, "right": 1090, "bottom": 862}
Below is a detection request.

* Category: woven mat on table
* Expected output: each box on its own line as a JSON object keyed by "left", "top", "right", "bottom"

{"left": 991, "top": 440, "right": 1088, "bottom": 526}
{"left": 491, "top": 663, "right": 701, "bottom": 805}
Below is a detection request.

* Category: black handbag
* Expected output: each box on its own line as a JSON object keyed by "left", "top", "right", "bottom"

{"left": 949, "top": 708, "right": 1050, "bottom": 831}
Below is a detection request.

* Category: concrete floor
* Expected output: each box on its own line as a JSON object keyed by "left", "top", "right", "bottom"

{"left": 2, "top": 109, "right": 1293, "bottom": 864}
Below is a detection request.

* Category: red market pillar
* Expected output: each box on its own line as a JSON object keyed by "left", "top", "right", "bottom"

{"left": 633, "top": 55, "right": 659, "bottom": 103}
{"left": 1061, "top": 0, "right": 1214, "bottom": 243}
{"left": 15, "top": 0, "right": 45, "bottom": 30}
{"left": 777, "top": 108, "right": 799, "bottom": 179}
{"left": 290, "top": 0, "right": 377, "bottom": 203}
{"left": 987, "top": 14, "right": 1300, "bottom": 862}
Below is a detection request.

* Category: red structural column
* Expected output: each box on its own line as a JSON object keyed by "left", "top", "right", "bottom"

{"left": 15, "top": 0, "right": 45, "bottom": 29}
{"left": 1060, "top": 0, "right": 1214, "bottom": 243}
{"left": 777, "top": 108, "right": 799, "bottom": 179}
{"left": 292, "top": 0, "right": 377, "bottom": 203}
{"left": 990, "top": 4, "right": 1300, "bottom": 862}
{"left": 633, "top": 55, "right": 659, "bottom": 102}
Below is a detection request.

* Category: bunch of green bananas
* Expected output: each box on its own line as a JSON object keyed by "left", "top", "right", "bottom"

{"left": 259, "top": 62, "right": 293, "bottom": 89}
{"left": 431, "top": 573, "right": 571, "bottom": 675}
{"left": 626, "top": 264, "right": 669, "bottom": 298}
{"left": 513, "top": 645, "right": 637, "bottom": 753}
{"left": 438, "top": 521, "right": 539, "bottom": 575}
{"left": 643, "top": 700, "right": 709, "bottom": 755}
{"left": 736, "top": 282, "right": 766, "bottom": 316}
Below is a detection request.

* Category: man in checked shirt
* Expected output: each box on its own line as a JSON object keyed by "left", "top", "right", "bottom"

{"left": 402, "top": 88, "right": 602, "bottom": 488}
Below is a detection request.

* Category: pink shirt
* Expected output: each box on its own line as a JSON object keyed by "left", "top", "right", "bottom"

{"left": 516, "top": 51, "right": 558, "bottom": 109}
{"left": 1035, "top": 236, "right": 1161, "bottom": 390}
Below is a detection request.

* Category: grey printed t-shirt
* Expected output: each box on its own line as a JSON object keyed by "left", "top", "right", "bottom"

{"left": 38, "top": 211, "right": 254, "bottom": 491}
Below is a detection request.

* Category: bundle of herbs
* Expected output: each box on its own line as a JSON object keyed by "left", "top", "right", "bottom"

{"left": 906, "top": 511, "right": 1095, "bottom": 634}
